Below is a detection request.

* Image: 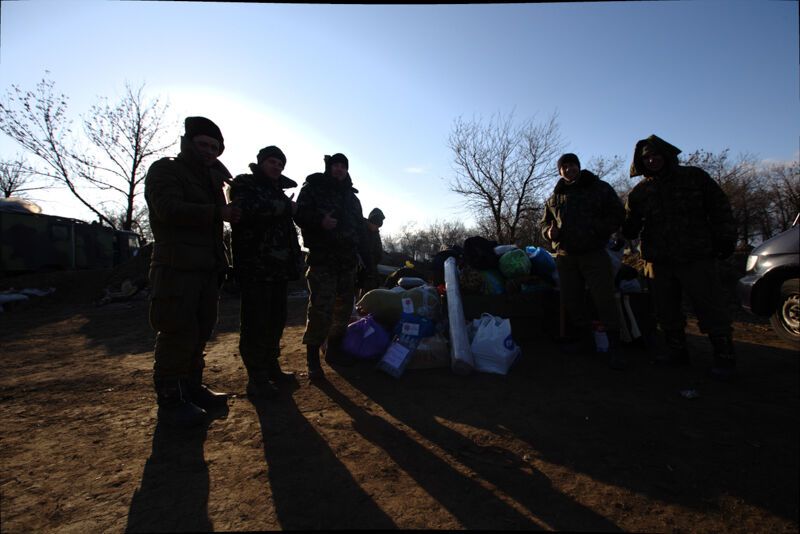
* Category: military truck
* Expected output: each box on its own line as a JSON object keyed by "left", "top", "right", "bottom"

{"left": 0, "top": 198, "right": 140, "bottom": 276}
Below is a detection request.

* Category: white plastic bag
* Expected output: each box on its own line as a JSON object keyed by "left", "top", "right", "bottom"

{"left": 470, "top": 313, "right": 520, "bottom": 375}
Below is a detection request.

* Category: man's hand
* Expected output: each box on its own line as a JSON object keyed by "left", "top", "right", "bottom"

{"left": 322, "top": 211, "right": 338, "bottom": 230}
{"left": 548, "top": 222, "right": 560, "bottom": 241}
{"left": 221, "top": 203, "right": 242, "bottom": 223}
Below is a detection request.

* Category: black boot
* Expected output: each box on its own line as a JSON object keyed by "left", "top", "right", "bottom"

{"left": 654, "top": 330, "right": 690, "bottom": 366}
{"left": 188, "top": 368, "right": 229, "bottom": 416}
{"left": 267, "top": 357, "right": 296, "bottom": 384}
{"left": 709, "top": 334, "right": 736, "bottom": 381}
{"left": 306, "top": 344, "right": 325, "bottom": 381}
{"left": 324, "top": 336, "right": 355, "bottom": 366}
{"left": 246, "top": 375, "right": 280, "bottom": 400}
{"left": 155, "top": 377, "right": 207, "bottom": 429}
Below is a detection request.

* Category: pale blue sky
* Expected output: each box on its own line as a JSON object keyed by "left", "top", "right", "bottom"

{"left": 1, "top": 1, "right": 798, "bottom": 236}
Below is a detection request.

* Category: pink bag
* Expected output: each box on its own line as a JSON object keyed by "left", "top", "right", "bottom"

{"left": 342, "top": 315, "right": 392, "bottom": 360}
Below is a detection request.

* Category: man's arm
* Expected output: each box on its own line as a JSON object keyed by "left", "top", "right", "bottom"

{"left": 145, "top": 161, "right": 217, "bottom": 227}
{"left": 230, "top": 177, "right": 292, "bottom": 225}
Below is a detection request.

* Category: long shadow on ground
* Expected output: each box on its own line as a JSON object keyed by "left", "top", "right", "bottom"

{"left": 318, "top": 376, "right": 620, "bottom": 530}
{"left": 126, "top": 421, "right": 212, "bottom": 533}
{"left": 338, "top": 331, "right": 799, "bottom": 526}
{"left": 252, "top": 383, "right": 397, "bottom": 529}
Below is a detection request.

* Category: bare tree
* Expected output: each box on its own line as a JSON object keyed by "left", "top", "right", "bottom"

{"left": 0, "top": 76, "right": 116, "bottom": 224}
{"left": 764, "top": 161, "right": 800, "bottom": 233}
{"left": 682, "top": 149, "right": 767, "bottom": 247}
{"left": 585, "top": 154, "right": 636, "bottom": 201}
{"left": 447, "top": 111, "right": 564, "bottom": 244}
{"left": 0, "top": 155, "right": 47, "bottom": 198}
{"left": 383, "top": 219, "right": 478, "bottom": 261}
{"left": 0, "top": 74, "right": 175, "bottom": 231}
{"left": 79, "top": 83, "right": 174, "bottom": 231}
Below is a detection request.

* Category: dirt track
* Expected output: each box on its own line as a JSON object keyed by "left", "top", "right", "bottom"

{"left": 0, "top": 271, "right": 798, "bottom": 532}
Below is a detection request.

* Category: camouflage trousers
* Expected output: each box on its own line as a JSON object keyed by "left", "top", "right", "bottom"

{"left": 644, "top": 258, "right": 732, "bottom": 337}
{"left": 303, "top": 264, "right": 356, "bottom": 346}
{"left": 238, "top": 279, "right": 288, "bottom": 381}
{"left": 556, "top": 249, "right": 621, "bottom": 335}
{"left": 149, "top": 266, "right": 220, "bottom": 381}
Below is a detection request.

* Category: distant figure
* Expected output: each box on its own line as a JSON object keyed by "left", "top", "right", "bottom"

{"left": 294, "top": 153, "right": 367, "bottom": 379}
{"left": 144, "top": 116, "right": 242, "bottom": 428}
{"left": 622, "top": 135, "right": 737, "bottom": 380}
{"left": 229, "top": 145, "right": 302, "bottom": 400}
{"left": 540, "top": 153, "right": 625, "bottom": 369}
{"left": 357, "top": 207, "right": 385, "bottom": 299}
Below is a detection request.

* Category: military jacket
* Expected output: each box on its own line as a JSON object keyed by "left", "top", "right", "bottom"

{"left": 540, "top": 170, "right": 624, "bottom": 255}
{"left": 229, "top": 164, "right": 302, "bottom": 282}
{"left": 622, "top": 165, "right": 736, "bottom": 262}
{"left": 144, "top": 140, "right": 230, "bottom": 272}
{"left": 622, "top": 135, "right": 736, "bottom": 262}
{"left": 294, "top": 171, "right": 365, "bottom": 269}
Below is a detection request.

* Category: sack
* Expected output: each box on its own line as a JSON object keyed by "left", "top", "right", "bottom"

{"left": 463, "top": 236, "right": 499, "bottom": 270}
{"left": 493, "top": 244, "right": 518, "bottom": 256}
{"left": 481, "top": 269, "right": 506, "bottom": 295}
{"left": 398, "top": 277, "right": 426, "bottom": 289}
{"left": 498, "top": 249, "right": 531, "bottom": 279}
{"left": 469, "top": 313, "right": 521, "bottom": 375}
{"left": 525, "top": 246, "right": 556, "bottom": 279}
{"left": 407, "top": 333, "right": 450, "bottom": 370}
{"left": 357, "top": 287, "right": 441, "bottom": 327}
{"left": 342, "top": 315, "right": 392, "bottom": 360}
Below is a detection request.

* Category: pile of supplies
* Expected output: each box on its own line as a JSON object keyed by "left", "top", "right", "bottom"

{"left": 343, "top": 236, "right": 560, "bottom": 379}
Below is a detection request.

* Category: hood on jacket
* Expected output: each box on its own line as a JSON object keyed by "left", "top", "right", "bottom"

{"left": 553, "top": 169, "right": 600, "bottom": 194}
{"left": 630, "top": 134, "right": 681, "bottom": 177}
{"left": 247, "top": 163, "right": 297, "bottom": 189}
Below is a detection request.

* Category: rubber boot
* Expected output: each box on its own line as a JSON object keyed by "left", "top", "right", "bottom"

{"left": 188, "top": 367, "right": 229, "bottom": 416}
{"left": 324, "top": 336, "right": 355, "bottom": 367}
{"left": 155, "top": 377, "right": 207, "bottom": 429}
{"left": 709, "top": 334, "right": 736, "bottom": 381}
{"left": 306, "top": 344, "right": 325, "bottom": 381}
{"left": 267, "top": 357, "right": 296, "bottom": 384}
{"left": 654, "top": 330, "right": 690, "bottom": 366}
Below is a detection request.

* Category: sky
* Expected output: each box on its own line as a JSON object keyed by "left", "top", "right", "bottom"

{"left": 1, "top": 0, "right": 798, "bottom": 238}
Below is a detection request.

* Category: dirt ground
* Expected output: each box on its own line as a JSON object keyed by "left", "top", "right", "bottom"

{"left": 0, "top": 269, "right": 798, "bottom": 532}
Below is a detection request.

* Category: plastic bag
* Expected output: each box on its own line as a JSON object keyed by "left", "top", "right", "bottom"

{"left": 498, "top": 249, "right": 531, "bottom": 279}
{"left": 342, "top": 315, "right": 392, "bottom": 360}
{"left": 470, "top": 313, "right": 521, "bottom": 375}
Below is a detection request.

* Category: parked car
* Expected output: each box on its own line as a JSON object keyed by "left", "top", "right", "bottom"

{"left": 737, "top": 216, "right": 799, "bottom": 343}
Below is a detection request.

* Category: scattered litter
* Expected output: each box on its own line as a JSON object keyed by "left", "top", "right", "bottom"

{"left": 0, "top": 287, "right": 56, "bottom": 312}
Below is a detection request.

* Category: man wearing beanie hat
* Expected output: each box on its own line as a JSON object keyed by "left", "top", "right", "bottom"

{"left": 357, "top": 207, "right": 386, "bottom": 298}
{"left": 229, "top": 145, "right": 302, "bottom": 399}
{"left": 294, "top": 153, "right": 368, "bottom": 379}
{"left": 540, "top": 153, "right": 626, "bottom": 369}
{"left": 144, "top": 116, "right": 241, "bottom": 429}
{"left": 622, "top": 134, "right": 737, "bottom": 380}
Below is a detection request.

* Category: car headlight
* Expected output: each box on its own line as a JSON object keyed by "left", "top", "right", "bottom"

{"left": 745, "top": 254, "right": 758, "bottom": 272}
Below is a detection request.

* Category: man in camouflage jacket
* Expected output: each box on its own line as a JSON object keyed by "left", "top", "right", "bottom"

{"left": 230, "top": 145, "right": 302, "bottom": 399}
{"left": 622, "top": 135, "right": 737, "bottom": 379}
{"left": 540, "top": 153, "right": 626, "bottom": 369}
{"left": 294, "top": 153, "right": 367, "bottom": 379}
{"left": 357, "top": 207, "right": 385, "bottom": 298}
{"left": 145, "top": 116, "right": 241, "bottom": 428}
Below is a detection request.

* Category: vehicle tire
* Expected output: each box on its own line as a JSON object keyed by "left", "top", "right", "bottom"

{"left": 770, "top": 278, "right": 800, "bottom": 344}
